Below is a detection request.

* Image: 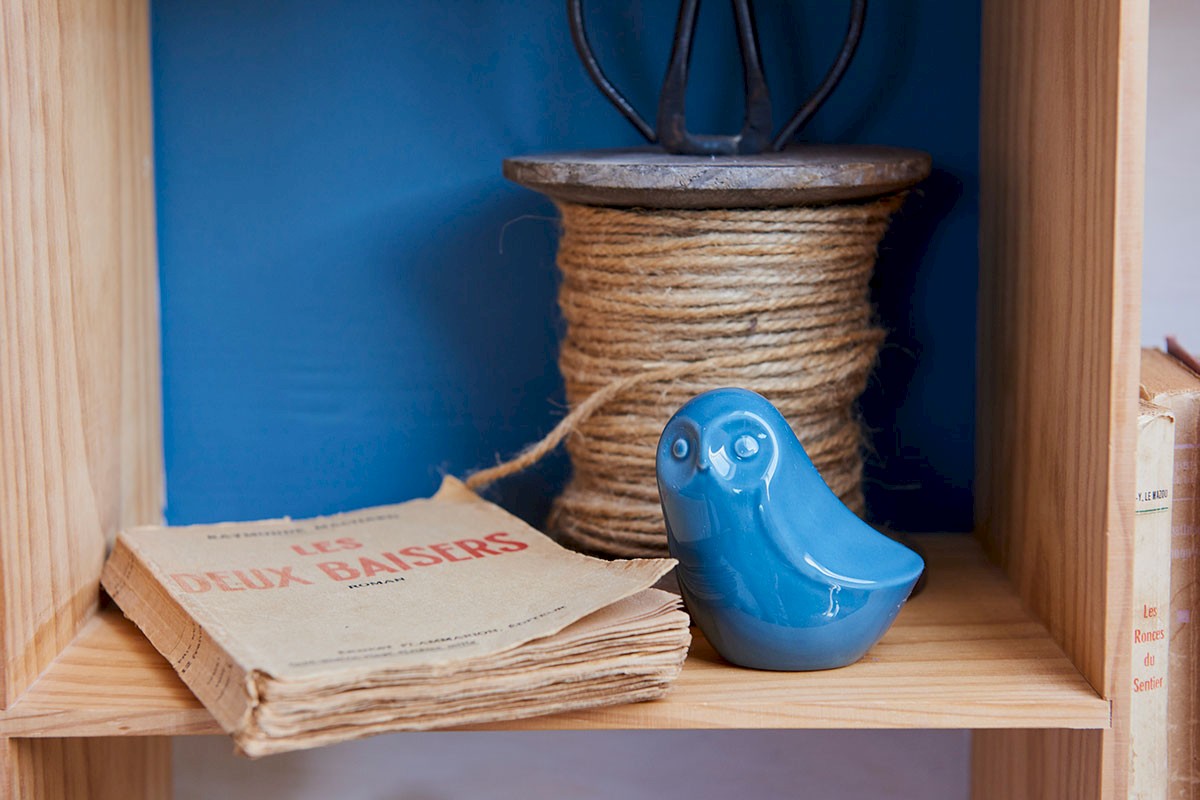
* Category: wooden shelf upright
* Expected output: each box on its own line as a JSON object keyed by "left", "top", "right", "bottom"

{"left": 0, "top": 0, "right": 1150, "bottom": 796}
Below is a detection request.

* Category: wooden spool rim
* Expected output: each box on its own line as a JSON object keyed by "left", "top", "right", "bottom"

{"left": 503, "top": 144, "right": 932, "bottom": 208}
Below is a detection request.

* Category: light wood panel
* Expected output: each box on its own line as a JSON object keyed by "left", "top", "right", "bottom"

{"left": 973, "top": 0, "right": 1148, "bottom": 797}
{"left": 1, "top": 0, "right": 165, "bottom": 795}
{"left": 0, "top": 536, "right": 1110, "bottom": 738}
{"left": 0, "top": 0, "right": 162, "bottom": 707}
{"left": 972, "top": 730, "right": 1105, "bottom": 799}
{"left": 2, "top": 737, "right": 170, "bottom": 799}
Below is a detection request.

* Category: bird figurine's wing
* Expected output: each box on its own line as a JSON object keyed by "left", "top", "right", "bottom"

{"left": 759, "top": 468, "right": 924, "bottom": 591}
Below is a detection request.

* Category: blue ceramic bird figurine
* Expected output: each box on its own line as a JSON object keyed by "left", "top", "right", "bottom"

{"left": 656, "top": 388, "right": 925, "bottom": 671}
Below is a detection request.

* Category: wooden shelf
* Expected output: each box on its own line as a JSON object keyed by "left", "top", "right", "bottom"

{"left": 0, "top": 534, "right": 1108, "bottom": 738}
{"left": 0, "top": 0, "right": 1145, "bottom": 793}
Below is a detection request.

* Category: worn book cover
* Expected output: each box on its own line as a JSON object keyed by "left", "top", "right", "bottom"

{"left": 1142, "top": 347, "right": 1200, "bottom": 797}
{"left": 101, "top": 477, "right": 689, "bottom": 756}
{"left": 1130, "top": 399, "right": 1174, "bottom": 798}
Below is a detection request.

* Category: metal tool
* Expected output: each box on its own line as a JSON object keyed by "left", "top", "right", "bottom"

{"left": 568, "top": 0, "right": 867, "bottom": 155}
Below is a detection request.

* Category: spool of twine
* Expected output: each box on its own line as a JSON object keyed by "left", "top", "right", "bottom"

{"left": 468, "top": 193, "right": 905, "bottom": 557}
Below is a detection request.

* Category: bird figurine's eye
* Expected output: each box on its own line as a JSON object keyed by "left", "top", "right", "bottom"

{"left": 733, "top": 435, "right": 759, "bottom": 459}
{"left": 671, "top": 437, "right": 690, "bottom": 459}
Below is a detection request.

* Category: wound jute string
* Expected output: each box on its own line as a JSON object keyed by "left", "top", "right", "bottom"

{"left": 467, "top": 194, "right": 905, "bottom": 558}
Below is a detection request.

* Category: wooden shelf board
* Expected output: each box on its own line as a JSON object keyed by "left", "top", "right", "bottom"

{"left": 0, "top": 535, "right": 1110, "bottom": 738}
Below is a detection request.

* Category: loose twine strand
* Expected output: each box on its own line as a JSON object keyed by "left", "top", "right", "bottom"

{"left": 467, "top": 195, "right": 905, "bottom": 558}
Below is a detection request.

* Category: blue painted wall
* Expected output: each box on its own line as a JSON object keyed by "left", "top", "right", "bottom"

{"left": 154, "top": 0, "right": 979, "bottom": 532}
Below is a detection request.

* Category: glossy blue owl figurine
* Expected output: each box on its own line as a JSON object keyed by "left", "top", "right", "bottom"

{"left": 656, "top": 388, "right": 925, "bottom": 671}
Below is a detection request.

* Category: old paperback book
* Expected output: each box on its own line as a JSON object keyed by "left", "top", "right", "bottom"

{"left": 101, "top": 478, "right": 690, "bottom": 757}
{"left": 1129, "top": 399, "right": 1174, "bottom": 797}
{"left": 1141, "top": 346, "right": 1200, "bottom": 797}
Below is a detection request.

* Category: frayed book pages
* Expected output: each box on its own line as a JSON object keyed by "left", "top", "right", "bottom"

{"left": 101, "top": 478, "right": 690, "bottom": 756}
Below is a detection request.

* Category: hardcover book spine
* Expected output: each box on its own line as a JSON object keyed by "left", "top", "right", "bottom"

{"left": 1140, "top": 346, "right": 1200, "bottom": 796}
{"left": 1164, "top": 386, "right": 1200, "bottom": 799}
{"left": 1130, "top": 402, "right": 1174, "bottom": 798}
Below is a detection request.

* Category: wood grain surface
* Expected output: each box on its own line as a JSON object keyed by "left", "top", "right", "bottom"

{"left": 973, "top": 0, "right": 1148, "bottom": 797}
{"left": 0, "top": 0, "right": 163, "bottom": 710}
{"left": 1, "top": 0, "right": 165, "bottom": 795}
{"left": 972, "top": 729, "right": 1106, "bottom": 800}
{"left": 0, "top": 536, "right": 1109, "bottom": 738}
{"left": 2, "top": 738, "right": 169, "bottom": 799}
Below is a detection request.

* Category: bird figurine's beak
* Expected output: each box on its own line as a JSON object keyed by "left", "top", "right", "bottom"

{"left": 702, "top": 444, "right": 735, "bottom": 479}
